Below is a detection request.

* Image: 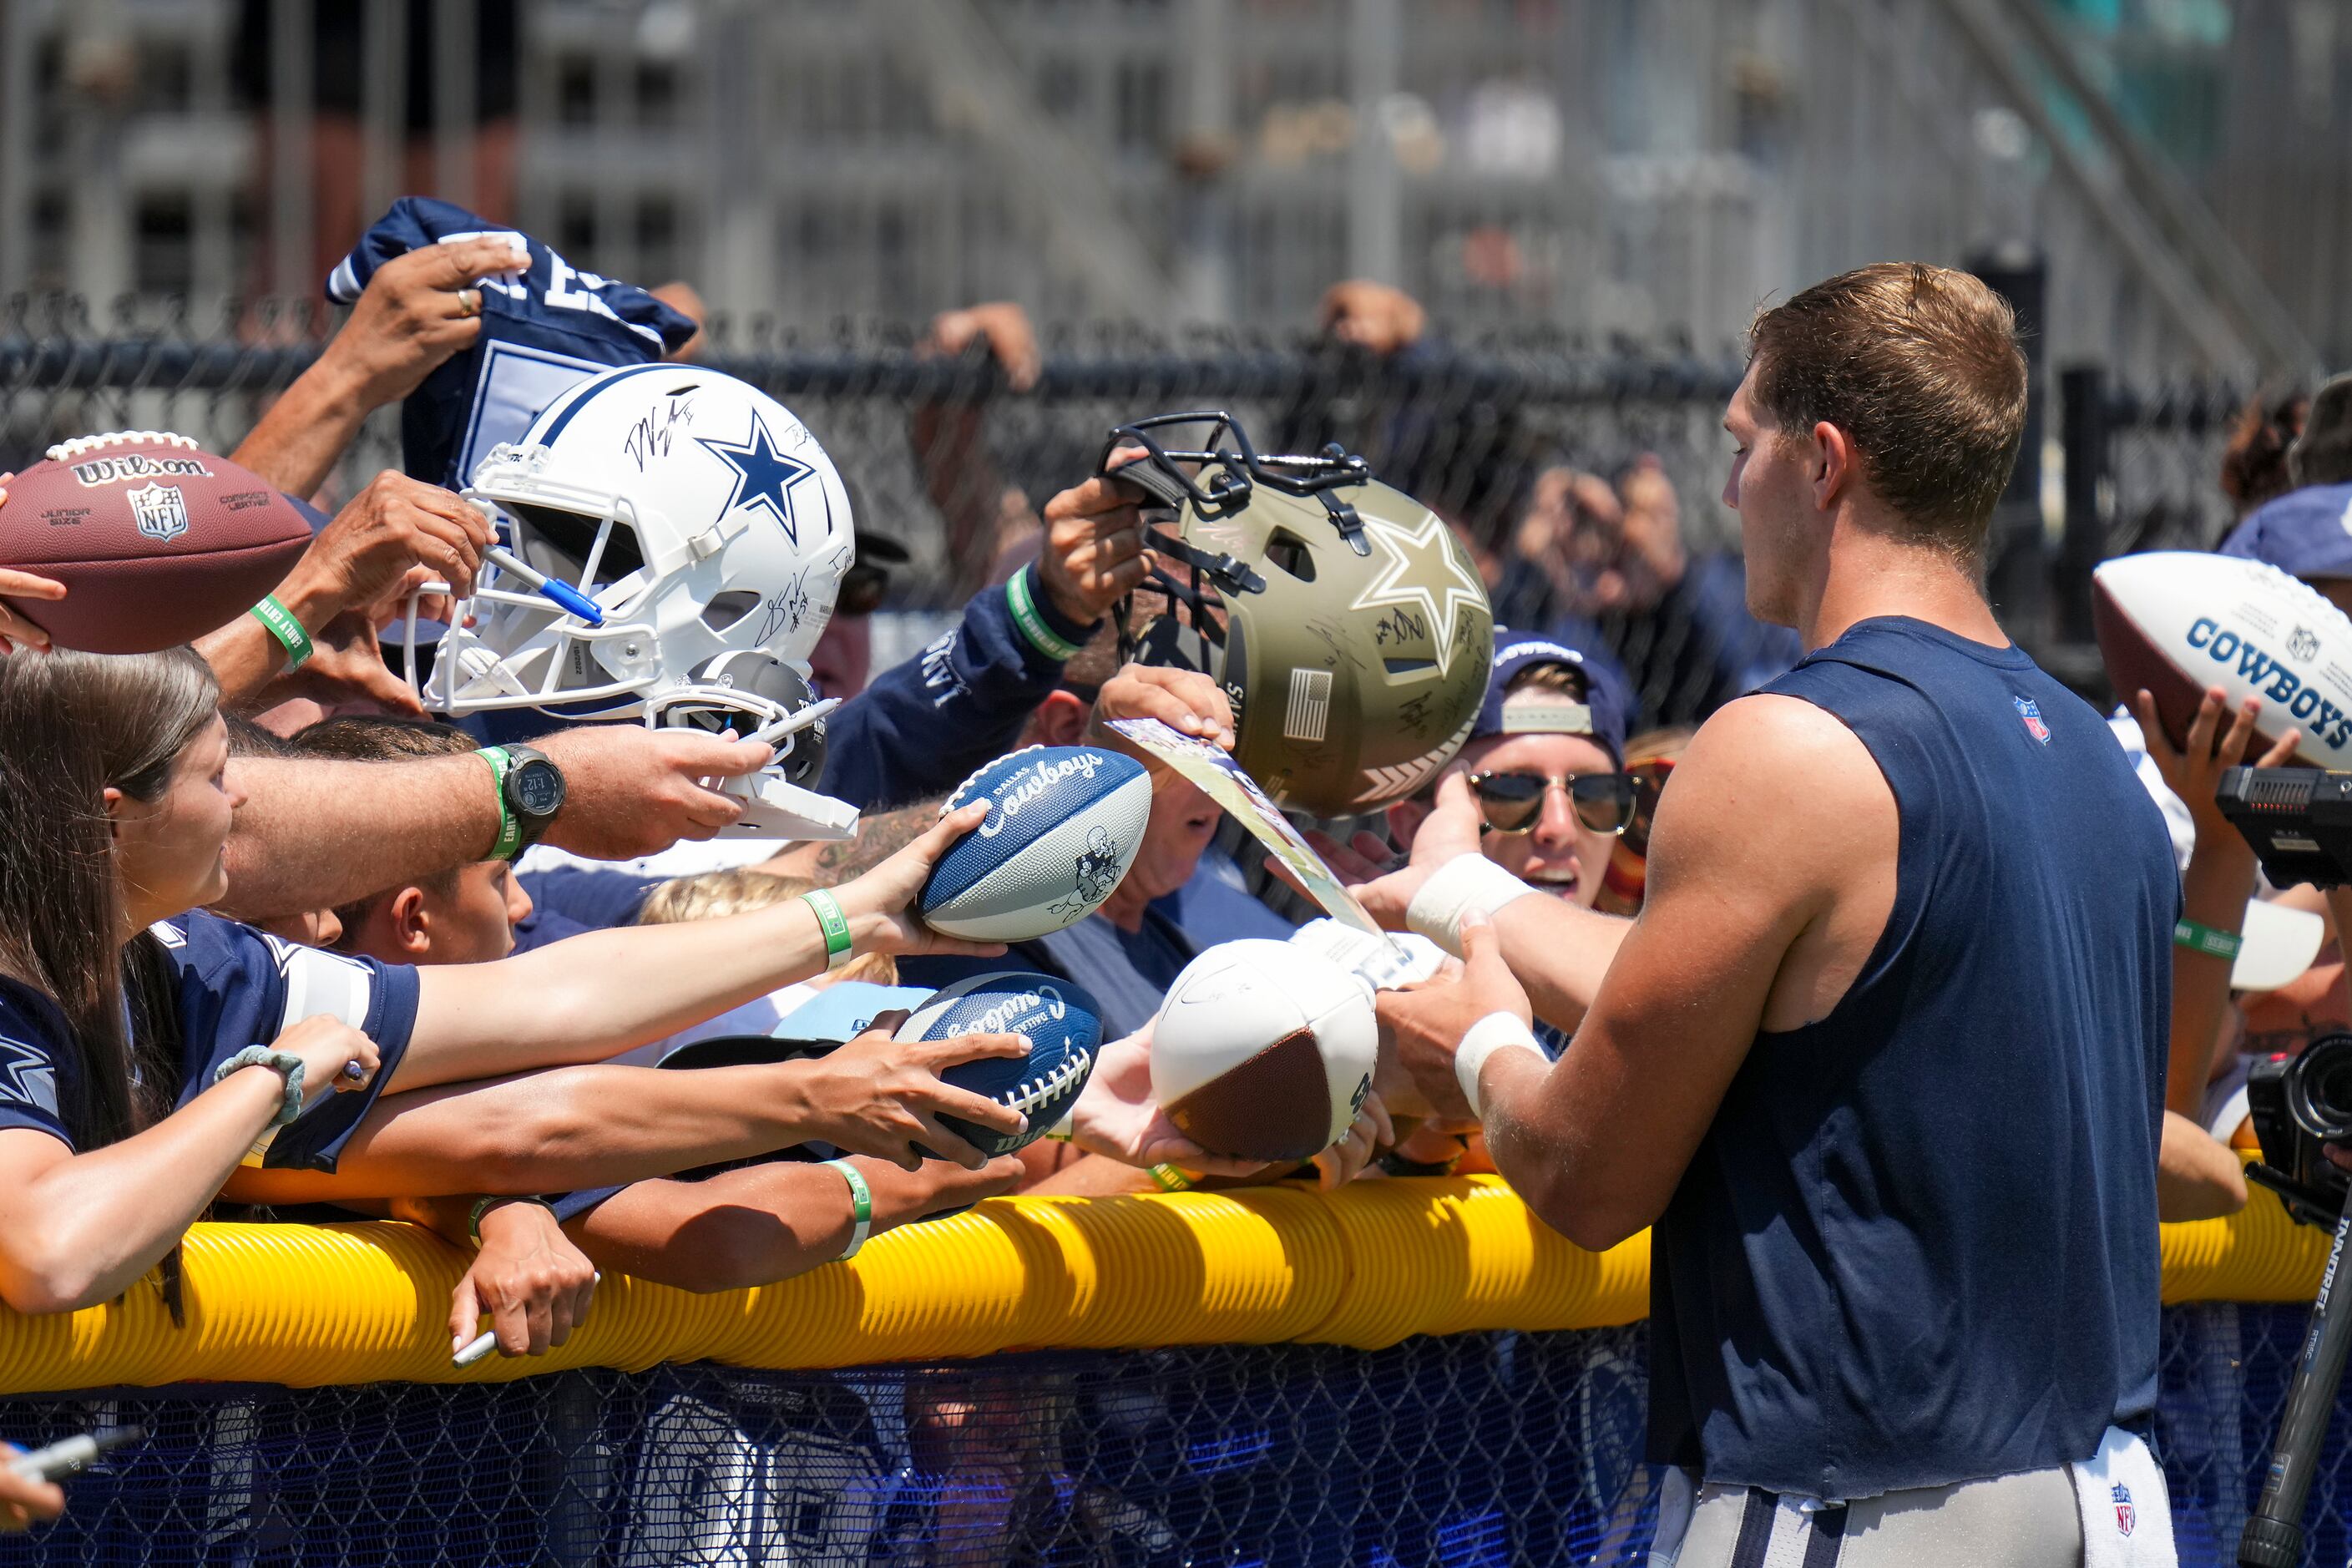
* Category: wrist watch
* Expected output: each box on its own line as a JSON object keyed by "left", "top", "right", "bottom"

{"left": 485, "top": 745, "right": 567, "bottom": 860}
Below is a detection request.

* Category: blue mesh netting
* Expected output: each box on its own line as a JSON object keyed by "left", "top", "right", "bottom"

{"left": 0, "top": 1304, "right": 2339, "bottom": 1565}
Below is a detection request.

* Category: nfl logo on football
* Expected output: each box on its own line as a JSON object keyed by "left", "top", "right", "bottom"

{"left": 2111, "top": 1480, "right": 2135, "bottom": 1537}
{"left": 127, "top": 481, "right": 190, "bottom": 542}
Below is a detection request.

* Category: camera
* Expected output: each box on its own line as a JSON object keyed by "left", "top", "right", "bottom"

{"left": 2215, "top": 766, "right": 2352, "bottom": 892}
{"left": 2244, "top": 1034, "right": 2352, "bottom": 1224}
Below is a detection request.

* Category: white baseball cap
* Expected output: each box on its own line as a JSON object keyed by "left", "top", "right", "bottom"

{"left": 2232, "top": 898, "right": 2329, "bottom": 992}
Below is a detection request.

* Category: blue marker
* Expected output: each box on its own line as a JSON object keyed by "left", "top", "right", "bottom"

{"left": 484, "top": 546, "right": 604, "bottom": 626}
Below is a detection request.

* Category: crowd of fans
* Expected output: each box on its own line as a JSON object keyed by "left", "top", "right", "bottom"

{"left": 3, "top": 203, "right": 2351, "bottom": 1545}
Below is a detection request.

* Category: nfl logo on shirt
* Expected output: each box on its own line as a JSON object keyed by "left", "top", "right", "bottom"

{"left": 2013, "top": 694, "right": 2051, "bottom": 745}
{"left": 2111, "top": 1480, "right": 2135, "bottom": 1537}
{"left": 128, "top": 482, "right": 190, "bottom": 542}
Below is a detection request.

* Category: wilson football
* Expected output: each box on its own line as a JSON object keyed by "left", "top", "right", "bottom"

{"left": 918, "top": 745, "right": 1151, "bottom": 941}
{"left": 2, "top": 431, "right": 315, "bottom": 653}
{"left": 894, "top": 971, "right": 1103, "bottom": 1157}
{"left": 1149, "top": 938, "right": 1377, "bottom": 1163}
{"left": 2092, "top": 550, "right": 2352, "bottom": 766}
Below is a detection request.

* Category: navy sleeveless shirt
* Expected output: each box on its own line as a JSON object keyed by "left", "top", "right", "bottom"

{"left": 1645, "top": 617, "right": 2177, "bottom": 1500}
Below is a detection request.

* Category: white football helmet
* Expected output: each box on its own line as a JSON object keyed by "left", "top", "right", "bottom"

{"left": 420, "top": 364, "right": 854, "bottom": 766}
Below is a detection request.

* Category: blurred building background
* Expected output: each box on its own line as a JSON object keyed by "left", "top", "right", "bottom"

{"left": 0, "top": 0, "right": 2341, "bottom": 381}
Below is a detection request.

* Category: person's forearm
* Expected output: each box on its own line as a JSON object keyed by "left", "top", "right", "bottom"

{"left": 1494, "top": 897, "right": 1631, "bottom": 1034}
{"left": 2168, "top": 846, "right": 2259, "bottom": 1116}
{"left": 0, "top": 1071, "right": 283, "bottom": 1314}
{"left": 192, "top": 563, "right": 349, "bottom": 712}
{"left": 230, "top": 354, "right": 374, "bottom": 500}
{"left": 2157, "top": 1110, "right": 2248, "bottom": 1222}
{"left": 221, "top": 1060, "right": 836, "bottom": 1203}
{"left": 219, "top": 754, "right": 498, "bottom": 919}
{"left": 402, "top": 897, "right": 843, "bottom": 1087}
{"left": 569, "top": 1162, "right": 856, "bottom": 1293}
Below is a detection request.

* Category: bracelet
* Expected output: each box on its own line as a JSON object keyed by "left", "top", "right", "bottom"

{"left": 1455, "top": 1012, "right": 1545, "bottom": 1121}
{"left": 801, "top": 889, "right": 854, "bottom": 971}
{"left": 824, "top": 1159, "right": 873, "bottom": 1258}
{"left": 248, "top": 594, "right": 314, "bottom": 669}
{"left": 1040, "top": 1110, "right": 1076, "bottom": 1144}
{"left": 1405, "top": 855, "right": 1540, "bottom": 959}
{"left": 1146, "top": 1164, "right": 1196, "bottom": 1193}
{"left": 2174, "top": 918, "right": 2245, "bottom": 961}
{"left": 213, "top": 1045, "right": 307, "bottom": 1128}
{"left": 473, "top": 747, "right": 522, "bottom": 862}
{"left": 467, "top": 1195, "right": 557, "bottom": 1247}
{"left": 1005, "top": 568, "right": 1087, "bottom": 662}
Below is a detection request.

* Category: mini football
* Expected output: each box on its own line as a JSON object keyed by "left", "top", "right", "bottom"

{"left": 1149, "top": 938, "right": 1376, "bottom": 1163}
{"left": 2092, "top": 550, "right": 2352, "bottom": 765}
{"left": 894, "top": 972, "right": 1103, "bottom": 1157}
{"left": 1, "top": 431, "right": 316, "bottom": 653}
{"left": 918, "top": 745, "right": 1151, "bottom": 941}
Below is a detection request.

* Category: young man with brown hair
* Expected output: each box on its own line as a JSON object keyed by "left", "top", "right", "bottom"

{"left": 1363, "top": 264, "right": 2181, "bottom": 1563}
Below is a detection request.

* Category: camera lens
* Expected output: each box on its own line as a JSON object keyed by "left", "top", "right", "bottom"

{"left": 2291, "top": 1034, "right": 2352, "bottom": 1143}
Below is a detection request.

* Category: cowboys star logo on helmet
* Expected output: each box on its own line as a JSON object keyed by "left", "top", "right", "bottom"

{"left": 415, "top": 366, "right": 853, "bottom": 792}
{"left": 1108, "top": 410, "right": 1495, "bottom": 817}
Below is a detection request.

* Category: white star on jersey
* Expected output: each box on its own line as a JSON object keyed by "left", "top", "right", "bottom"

{"left": 1348, "top": 508, "right": 1486, "bottom": 678}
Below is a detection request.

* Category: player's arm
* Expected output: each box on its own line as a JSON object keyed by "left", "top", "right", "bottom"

{"left": 1383, "top": 696, "right": 1885, "bottom": 1250}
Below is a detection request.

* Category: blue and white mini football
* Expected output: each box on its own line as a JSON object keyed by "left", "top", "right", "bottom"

{"left": 918, "top": 745, "right": 1151, "bottom": 941}
{"left": 894, "top": 972, "right": 1103, "bottom": 1156}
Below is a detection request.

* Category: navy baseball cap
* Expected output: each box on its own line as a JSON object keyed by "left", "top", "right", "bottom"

{"left": 1472, "top": 628, "right": 1631, "bottom": 765}
{"left": 2218, "top": 482, "right": 2352, "bottom": 579}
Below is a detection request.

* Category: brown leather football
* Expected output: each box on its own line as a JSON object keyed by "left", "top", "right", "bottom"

{"left": 2, "top": 431, "right": 316, "bottom": 653}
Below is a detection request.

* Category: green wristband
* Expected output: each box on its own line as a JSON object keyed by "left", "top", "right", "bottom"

{"left": 473, "top": 747, "right": 522, "bottom": 862}
{"left": 1005, "top": 569, "right": 1086, "bottom": 662}
{"left": 824, "top": 1159, "right": 873, "bottom": 1258}
{"left": 1146, "top": 1163, "right": 1196, "bottom": 1193}
{"left": 2175, "top": 918, "right": 2244, "bottom": 961}
{"left": 801, "top": 888, "right": 854, "bottom": 971}
{"left": 249, "top": 594, "right": 314, "bottom": 668}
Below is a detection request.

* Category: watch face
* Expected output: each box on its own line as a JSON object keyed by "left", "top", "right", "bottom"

{"left": 513, "top": 761, "right": 566, "bottom": 818}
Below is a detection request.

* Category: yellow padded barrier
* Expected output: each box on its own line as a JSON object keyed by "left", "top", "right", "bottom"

{"left": 0, "top": 1179, "right": 2323, "bottom": 1393}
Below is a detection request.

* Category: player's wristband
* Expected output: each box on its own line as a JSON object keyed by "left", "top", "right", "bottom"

{"left": 1006, "top": 568, "right": 1087, "bottom": 662}
{"left": 824, "top": 1159, "right": 873, "bottom": 1259}
{"left": 1146, "top": 1164, "right": 1196, "bottom": 1193}
{"left": 801, "top": 889, "right": 854, "bottom": 971}
{"left": 1039, "top": 1110, "right": 1076, "bottom": 1143}
{"left": 1406, "top": 855, "right": 1540, "bottom": 959}
{"left": 467, "top": 1195, "right": 557, "bottom": 1248}
{"left": 248, "top": 594, "right": 314, "bottom": 669}
{"left": 1456, "top": 1012, "right": 1545, "bottom": 1121}
{"left": 473, "top": 747, "right": 522, "bottom": 862}
{"left": 213, "top": 1045, "right": 308, "bottom": 1127}
{"left": 2174, "top": 918, "right": 2245, "bottom": 961}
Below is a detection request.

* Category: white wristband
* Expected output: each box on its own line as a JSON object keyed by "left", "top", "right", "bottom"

{"left": 1406, "top": 854, "right": 1540, "bottom": 959}
{"left": 1456, "top": 1011, "right": 1545, "bottom": 1120}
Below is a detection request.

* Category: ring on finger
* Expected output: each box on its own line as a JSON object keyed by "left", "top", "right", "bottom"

{"left": 455, "top": 287, "right": 482, "bottom": 318}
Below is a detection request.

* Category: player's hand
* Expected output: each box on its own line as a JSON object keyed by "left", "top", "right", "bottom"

{"left": 1065, "top": 1022, "right": 1271, "bottom": 1176}
{"left": 2134, "top": 685, "right": 2296, "bottom": 856}
{"left": 324, "top": 235, "right": 530, "bottom": 411}
{"left": 1090, "top": 663, "right": 1237, "bottom": 755}
{"left": 0, "top": 1449, "right": 65, "bottom": 1533}
{"left": 857, "top": 1152, "right": 1026, "bottom": 1232}
{"left": 534, "top": 726, "right": 774, "bottom": 856}
{"left": 0, "top": 478, "right": 66, "bottom": 655}
{"left": 1376, "top": 910, "right": 1535, "bottom": 1123}
{"left": 270, "top": 1015, "right": 382, "bottom": 1104}
{"left": 789, "top": 1014, "right": 1031, "bottom": 1171}
{"left": 267, "top": 609, "right": 426, "bottom": 715}
{"left": 1285, "top": 771, "right": 1486, "bottom": 931}
{"left": 451, "top": 1199, "right": 598, "bottom": 1358}
{"left": 1309, "top": 1090, "right": 1394, "bottom": 1189}
{"left": 923, "top": 302, "right": 1042, "bottom": 392}
{"left": 829, "top": 801, "right": 1010, "bottom": 959}
{"left": 1319, "top": 280, "right": 1426, "bottom": 355}
{"left": 286, "top": 471, "right": 496, "bottom": 613}
{"left": 1037, "top": 460, "right": 1156, "bottom": 628}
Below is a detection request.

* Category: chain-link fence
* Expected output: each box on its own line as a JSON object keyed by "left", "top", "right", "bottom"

{"left": 0, "top": 1303, "right": 2340, "bottom": 1565}
{"left": 0, "top": 299, "right": 2258, "bottom": 730}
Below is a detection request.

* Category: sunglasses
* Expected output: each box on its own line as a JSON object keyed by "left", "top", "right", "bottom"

{"left": 1467, "top": 770, "right": 1637, "bottom": 836}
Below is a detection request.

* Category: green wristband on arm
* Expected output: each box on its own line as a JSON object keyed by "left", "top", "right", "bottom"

{"left": 801, "top": 889, "right": 854, "bottom": 971}
{"left": 824, "top": 1159, "right": 873, "bottom": 1259}
{"left": 1005, "top": 569, "right": 1086, "bottom": 662}
{"left": 473, "top": 747, "right": 522, "bottom": 862}
{"left": 2174, "top": 918, "right": 2244, "bottom": 961}
{"left": 248, "top": 594, "right": 314, "bottom": 668}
